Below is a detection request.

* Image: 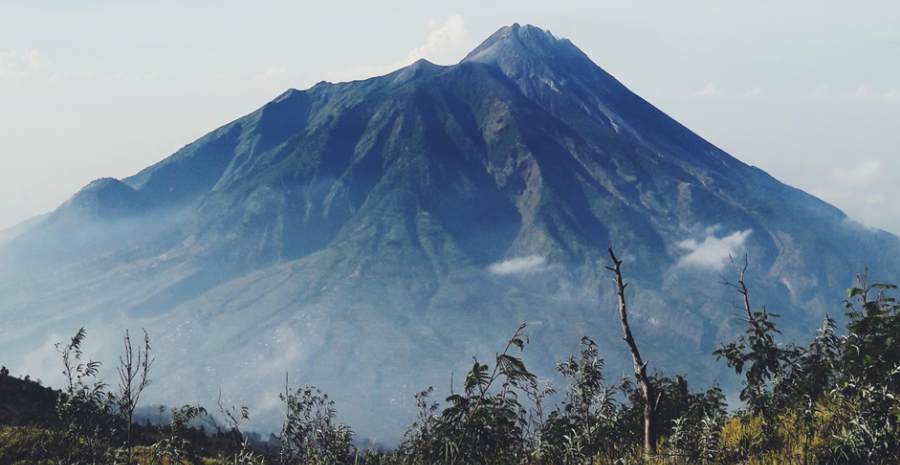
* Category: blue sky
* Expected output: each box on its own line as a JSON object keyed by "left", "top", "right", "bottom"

{"left": 2, "top": 1, "right": 899, "bottom": 232}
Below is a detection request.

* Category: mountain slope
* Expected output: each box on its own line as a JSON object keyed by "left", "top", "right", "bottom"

{"left": 2, "top": 24, "right": 898, "bottom": 441}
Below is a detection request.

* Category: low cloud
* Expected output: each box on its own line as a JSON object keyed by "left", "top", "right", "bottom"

{"left": 488, "top": 255, "right": 547, "bottom": 275}
{"left": 676, "top": 229, "right": 752, "bottom": 270}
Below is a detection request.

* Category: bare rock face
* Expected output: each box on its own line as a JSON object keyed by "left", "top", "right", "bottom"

{"left": 2, "top": 24, "right": 898, "bottom": 442}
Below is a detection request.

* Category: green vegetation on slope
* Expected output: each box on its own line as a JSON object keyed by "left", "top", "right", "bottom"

{"left": 0, "top": 256, "right": 897, "bottom": 465}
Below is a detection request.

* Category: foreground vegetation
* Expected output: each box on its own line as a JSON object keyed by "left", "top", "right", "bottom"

{"left": 0, "top": 251, "right": 897, "bottom": 464}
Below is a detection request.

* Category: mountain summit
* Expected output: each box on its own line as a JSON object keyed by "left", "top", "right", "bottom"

{"left": 1, "top": 24, "right": 898, "bottom": 441}
{"left": 464, "top": 23, "right": 583, "bottom": 66}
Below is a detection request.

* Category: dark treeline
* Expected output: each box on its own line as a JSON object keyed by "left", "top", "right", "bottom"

{"left": 1, "top": 250, "right": 898, "bottom": 465}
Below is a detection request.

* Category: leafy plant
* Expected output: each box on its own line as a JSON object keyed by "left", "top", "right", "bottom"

{"left": 149, "top": 404, "right": 208, "bottom": 465}
{"left": 55, "top": 327, "right": 118, "bottom": 464}
{"left": 279, "top": 382, "right": 354, "bottom": 465}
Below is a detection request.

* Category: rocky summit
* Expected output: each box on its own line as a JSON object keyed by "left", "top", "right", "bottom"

{"left": 1, "top": 24, "right": 898, "bottom": 442}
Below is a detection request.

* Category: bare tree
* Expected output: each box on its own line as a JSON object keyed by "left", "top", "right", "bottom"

{"left": 117, "top": 329, "right": 154, "bottom": 463}
{"left": 606, "top": 247, "right": 659, "bottom": 455}
{"left": 721, "top": 254, "right": 754, "bottom": 324}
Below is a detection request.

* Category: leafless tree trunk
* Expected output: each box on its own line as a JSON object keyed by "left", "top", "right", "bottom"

{"left": 723, "top": 254, "right": 754, "bottom": 324}
{"left": 117, "top": 329, "right": 154, "bottom": 464}
{"left": 606, "top": 247, "right": 659, "bottom": 455}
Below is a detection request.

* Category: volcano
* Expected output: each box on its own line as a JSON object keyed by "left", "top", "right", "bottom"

{"left": 2, "top": 24, "right": 898, "bottom": 441}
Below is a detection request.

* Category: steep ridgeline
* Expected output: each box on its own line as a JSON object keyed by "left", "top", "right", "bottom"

{"left": 1, "top": 24, "right": 898, "bottom": 442}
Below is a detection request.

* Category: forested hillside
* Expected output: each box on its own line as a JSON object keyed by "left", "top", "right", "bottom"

{"left": 2, "top": 254, "right": 896, "bottom": 465}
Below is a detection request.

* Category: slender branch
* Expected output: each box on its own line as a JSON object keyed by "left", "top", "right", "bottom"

{"left": 607, "top": 247, "right": 657, "bottom": 454}
{"left": 721, "top": 254, "right": 754, "bottom": 324}
{"left": 116, "top": 328, "right": 153, "bottom": 464}
{"left": 607, "top": 248, "right": 647, "bottom": 379}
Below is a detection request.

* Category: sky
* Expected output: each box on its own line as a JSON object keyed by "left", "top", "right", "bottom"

{"left": 2, "top": 1, "right": 899, "bottom": 233}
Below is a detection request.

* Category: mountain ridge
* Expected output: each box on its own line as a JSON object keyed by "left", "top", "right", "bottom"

{"left": 1, "top": 24, "right": 898, "bottom": 442}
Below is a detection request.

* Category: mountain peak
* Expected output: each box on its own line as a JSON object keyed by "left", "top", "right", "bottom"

{"left": 56, "top": 177, "right": 146, "bottom": 221}
{"left": 462, "top": 23, "right": 574, "bottom": 64}
{"left": 390, "top": 57, "right": 444, "bottom": 85}
{"left": 461, "top": 23, "right": 596, "bottom": 82}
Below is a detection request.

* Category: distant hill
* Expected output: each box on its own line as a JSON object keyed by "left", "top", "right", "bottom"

{"left": 2, "top": 23, "right": 898, "bottom": 442}
{"left": 0, "top": 367, "right": 58, "bottom": 427}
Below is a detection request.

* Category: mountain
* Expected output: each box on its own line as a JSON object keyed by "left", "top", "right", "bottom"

{"left": 2, "top": 24, "right": 898, "bottom": 442}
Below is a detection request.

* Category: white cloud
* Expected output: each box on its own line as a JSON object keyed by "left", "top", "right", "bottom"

{"left": 813, "top": 159, "right": 883, "bottom": 201}
{"left": 255, "top": 65, "right": 288, "bottom": 81}
{"left": 863, "top": 193, "right": 886, "bottom": 206}
{"left": 488, "top": 255, "right": 547, "bottom": 275}
{"left": 741, "top": 85, "right": 763, "bottom": 98}
{"left": 811, "top": 159, "right": 894, "bottom": 229}
{"left": 328, "top": 15, "right": 468, "bottom": 82}
{"left": 18, "top": 332, "right": 70, "bottom": 386}
{"left": 852, "top": 83, "right": 900, "bottom": 103}
{"left": 400, "top": 15, "right": 467, "bottom": 65}
{"left": 676, "top": 229, "right": 752, "bottom": 270}
{"left": 694, "top": 81, "right": 720, "bottom": 97}
{"left": 845, "top": 159, "right": 881, "bottom": 183}
{"left": 694, "top": 83, "right": 761, "bottom": 99}
{"left": 0, "top": 49, "right": 43, "bottom": 79}
{"left": 808, "top": 83, "right": 899, "bottom": 103}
